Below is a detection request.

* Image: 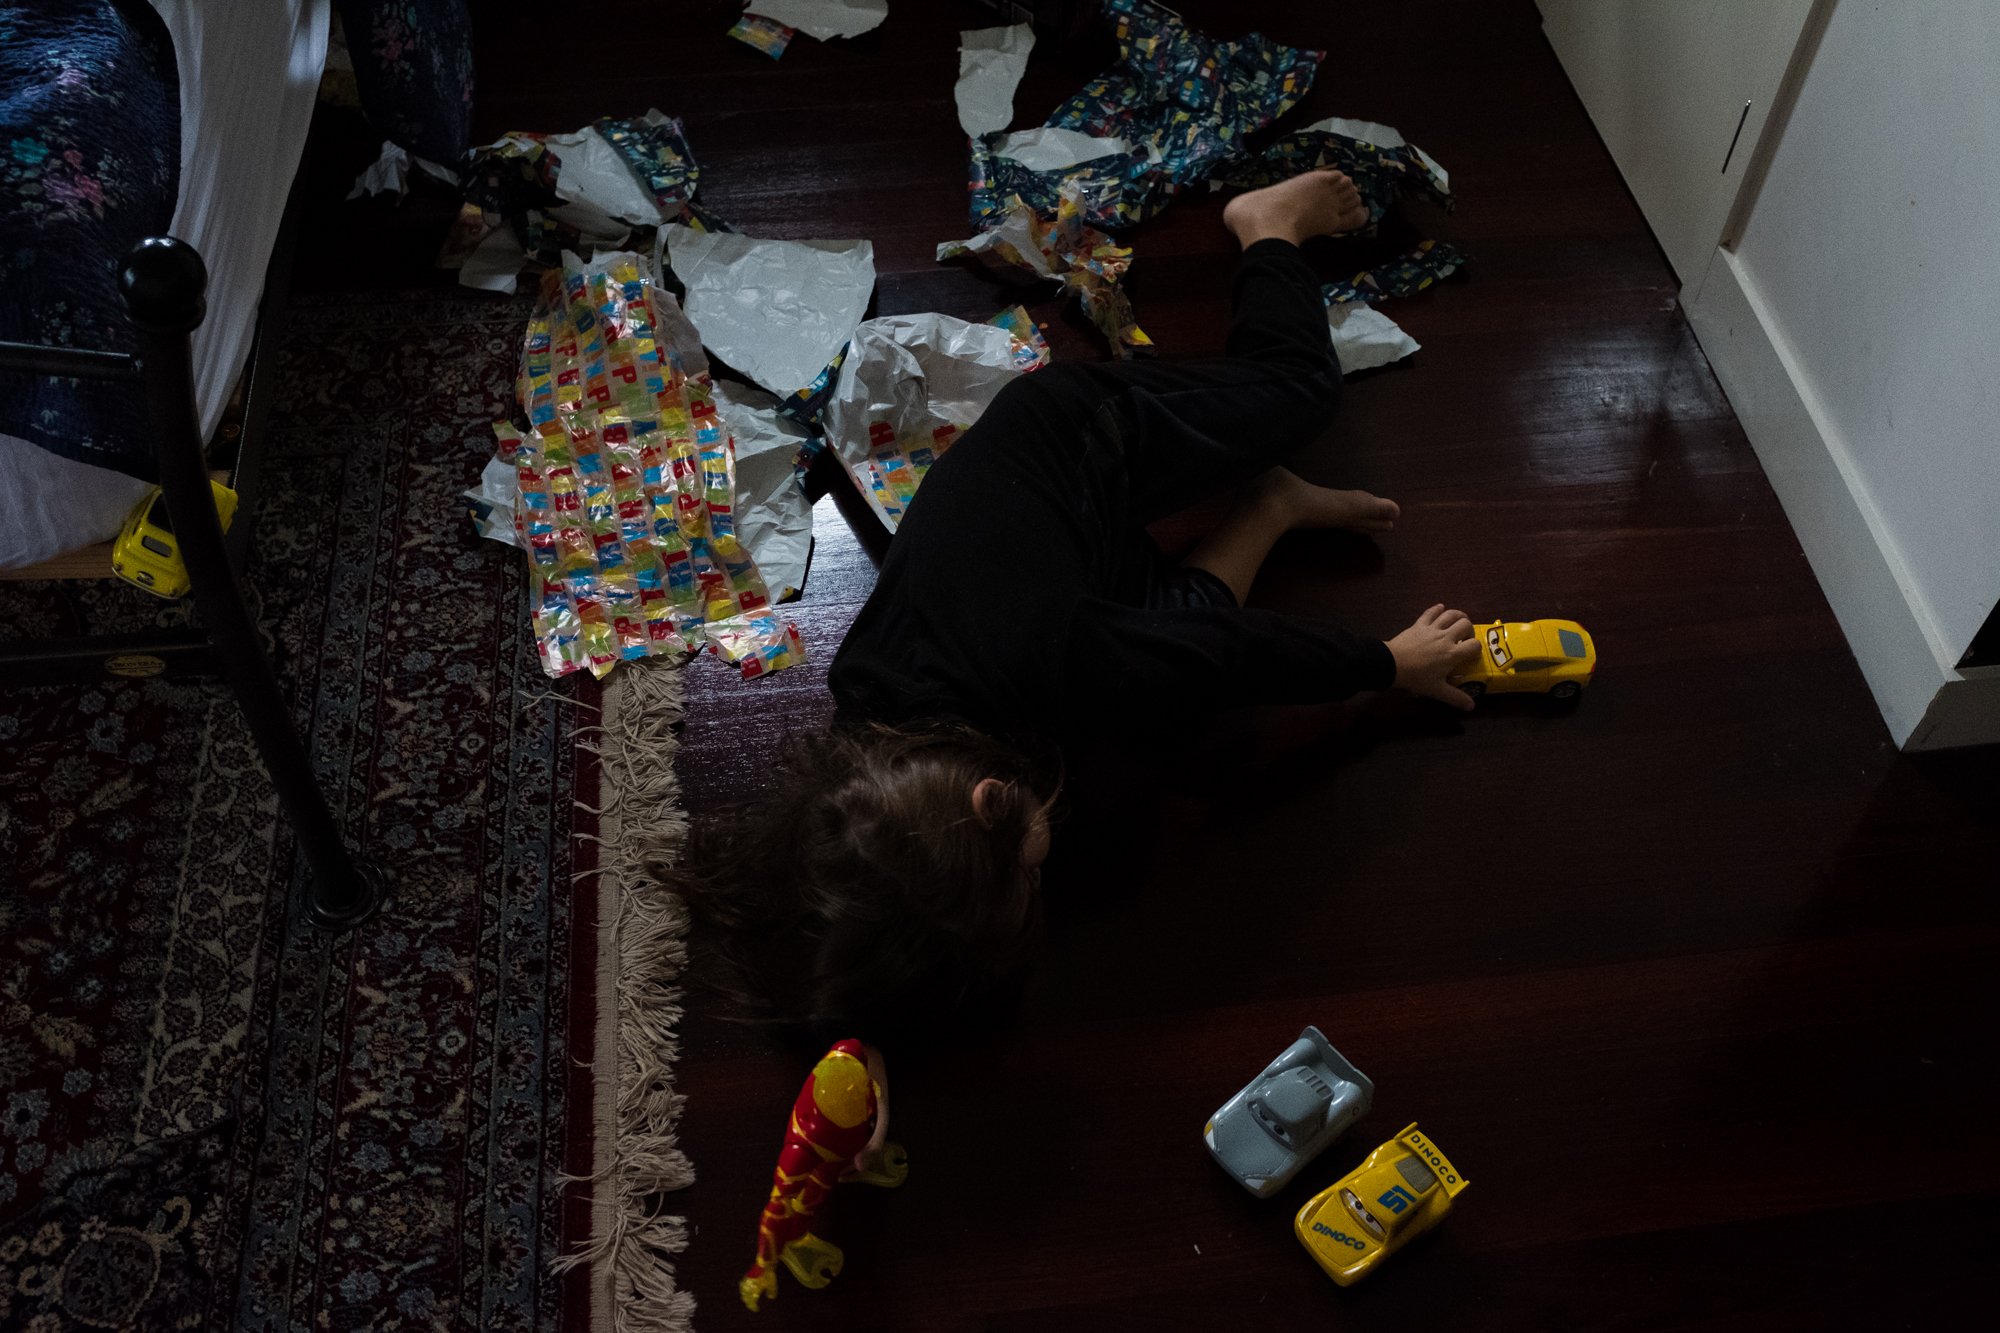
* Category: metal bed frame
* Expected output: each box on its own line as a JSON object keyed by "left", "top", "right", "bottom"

{"left": 0, "top": 181, "right": 385, "bottom": 933}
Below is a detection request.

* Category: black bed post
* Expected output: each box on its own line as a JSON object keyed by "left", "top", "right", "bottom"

{"left": 121, "top": 238, "right": 386, "bottom": 934}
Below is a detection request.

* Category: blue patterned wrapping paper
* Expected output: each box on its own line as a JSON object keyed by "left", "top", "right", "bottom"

{"left": 968, "top": 0, "right": 1322, "bottom": 231}
{"left": 462, "top": 113, "right": 728, "bottom": 268}
{"left": 1324, "top": 239, "right": 1470, "bottom": 307}
{"left": 594, "top": 110, "right": 700, "bottom": 216}
{"left": 774, "top": 343, "right": 848, "bottom": 449}
{"left": 1215, "top": 128, "right": 1453, "bottom": 228}
{"left": 1213, "top": 122, "right": 1470, "bottom": 307}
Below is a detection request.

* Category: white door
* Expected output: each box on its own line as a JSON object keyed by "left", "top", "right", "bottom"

{"left": 1537, "top": 0, "right": 1818, "bottom": 289}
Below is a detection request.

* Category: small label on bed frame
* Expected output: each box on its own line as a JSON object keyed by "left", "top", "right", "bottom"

{"left": 104, "top": 654, "right": 167, "bottom": 678}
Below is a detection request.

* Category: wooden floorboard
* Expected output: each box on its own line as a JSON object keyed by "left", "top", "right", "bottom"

{"left": 317, "top": 0, "right": 1999, "bottom": 1325}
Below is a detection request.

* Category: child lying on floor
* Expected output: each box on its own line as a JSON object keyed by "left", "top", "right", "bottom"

{"left": 666, "top": 169, "right": 1479, "bottom": 1055}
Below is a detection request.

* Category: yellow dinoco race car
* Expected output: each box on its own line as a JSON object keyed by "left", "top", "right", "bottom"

{"left": 1450, "top": 619, "right": 1596, "bottom": 701}
{"left": 1295, "top": 1122, "right": 1468, "bottom": 1286}
{"left": 111, "top": 482, "right": 238, "bottom": 600}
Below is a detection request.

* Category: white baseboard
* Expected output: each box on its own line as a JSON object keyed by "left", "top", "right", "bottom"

{"left": 1684, "top": 248, "right": 1997, "bottom": 751}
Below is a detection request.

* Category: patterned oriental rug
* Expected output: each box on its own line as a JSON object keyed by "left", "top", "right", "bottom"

{"left": 0, "top": 289, "right": 691, "bottom": 1330}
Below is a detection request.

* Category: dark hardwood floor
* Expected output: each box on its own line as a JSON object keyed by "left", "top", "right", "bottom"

{"left": 317, "top": 2, "right": 1998, "bottom": 1326}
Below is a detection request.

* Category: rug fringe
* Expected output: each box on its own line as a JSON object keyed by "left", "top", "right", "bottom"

{"left": 555, "top": 658, "right": 698, "bottom": 1331}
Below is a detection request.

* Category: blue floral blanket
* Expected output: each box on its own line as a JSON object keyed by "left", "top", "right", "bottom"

{"left": 0, "top": 0, "right": 181, "bottom": 482}
{"left": 336, "top": 0, "right": 473, "bottom": 167}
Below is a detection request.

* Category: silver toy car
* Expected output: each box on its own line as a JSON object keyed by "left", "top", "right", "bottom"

{"left": 1203, "top": 1026, "right": 1374, "bottom": 1198}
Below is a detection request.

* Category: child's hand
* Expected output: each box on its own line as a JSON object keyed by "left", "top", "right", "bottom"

{"left": 1387, "top": 604, "right": 1481, "bottom": 710}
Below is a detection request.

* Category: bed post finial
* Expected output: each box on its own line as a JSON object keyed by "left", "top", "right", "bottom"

{"left": 120, "top": 236, "right": 208, "bottom": 333}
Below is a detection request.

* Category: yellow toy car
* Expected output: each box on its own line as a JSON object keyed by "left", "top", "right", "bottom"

{"left": 1451, "top": 619, "right": 1596, "bottom": 701}
{"left": 111, "top": 482, "right": 238, "bottom": 600}
{"left": 1295, "top": 1122, "right": 1468, "bottom": 1286}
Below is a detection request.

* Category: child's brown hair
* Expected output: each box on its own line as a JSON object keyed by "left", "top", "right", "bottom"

{"left": 657, "top": 722, "right": 1057, "bottom": 1042}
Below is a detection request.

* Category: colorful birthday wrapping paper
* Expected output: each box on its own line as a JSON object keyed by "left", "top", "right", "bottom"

{"left": 728, "top": 14, "right": 795, "bottom": 59}
{"left": 986, "top": 304, "right": 1052, "bottom": 372}
{"left": 967, "top": 0, "right": 1323, "bottom": 231}
{"left": 498, "top": 251, "right": 804, "bottom": 681}
{"left": 822, "top": 312, "right": 1029, "bottom": 532}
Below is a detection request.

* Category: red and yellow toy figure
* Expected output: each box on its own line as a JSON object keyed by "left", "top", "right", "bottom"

{"left": 740, "top": 1040, "right": 908, "bottom": 1312}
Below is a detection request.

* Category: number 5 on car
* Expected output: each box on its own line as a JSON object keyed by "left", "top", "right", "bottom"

{"left": 1294, "top": 1122, "right": 1468, "bottom": 1285}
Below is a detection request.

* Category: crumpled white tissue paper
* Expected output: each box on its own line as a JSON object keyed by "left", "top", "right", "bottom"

{"left": 712, "top": 379, "right": 816, "bottom": 600}
{"left": 956, "top": 23, "right": 1035, "bottom": 135}
{"left": 663, "top": 225, "right": 877, "bottom": 398}
{"left": 823, "top": 313, "right": 1022, "bottom": 530}
{"left": 748, "top": 0, "right": 888, "bottom": 42}
{"left": 1328, "top": 301, "right": 1420, "bottom": 374}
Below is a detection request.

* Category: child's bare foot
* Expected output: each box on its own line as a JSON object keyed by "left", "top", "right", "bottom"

{"left": 1251, "top": 466, "right": 1399, "bottom": 533}
{"left": 1223, "top": 168, "right": 1371, "bottom": 248}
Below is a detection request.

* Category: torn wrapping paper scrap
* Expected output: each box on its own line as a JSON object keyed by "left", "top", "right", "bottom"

{"left": 436, "top": 201, "right": 498, "bottom": 270}
{"left": 743, "top": 0, "right": 887, "bottom": 43}
{"left": 544, "top": 114, "right": 695, "bottom": 227}
{"left": 663, "top": 224, "right": 877, "bottom": 399}
{"left": 729, "top": 13, "right": 795, "bottom": 58}
{"left": 500, "top": 249, "right": 801, "bottom": 681}
{"left": 1296, "top": 115, "right": 1450, "bottom": 193}
{"left": 986, "top": 304, "right": 1051, "bottom": 372}
{"left": 1303, "top": 117, "right": 1409, "bottom": 151}
{"left": 673, "top": 197, "right": 741, "bottom": 237}
{"left": 967, "top": 0, "right": 1321, "bottom": 230}
{"left": 350, "top": 140, "right": 410, "bottom": 200}
{"left": 941, "top": 196, "right": 1056, "bottom": 278}
{"left": 648, "top": 202, "right": 742, "bottom": 305}
{"left": 459, "top": 132, "right": 566, "bottom": 266}
{"left": 1328, "top": 302, "right": 1419, "bottom": 375}
{"left": 1212, "top": 117, "right": 1452, "bottom": 232}
{"left": 464, "top": 456, "right": 522, "bottom": 547}
{"left": 1205, "top": 114, "right": 1466, "bottom": 316}
{"left": 823, "top": 313, "right": 1022, "bottom": 531}
{"left": 349, "top": 139, "right": 460, "bottom": 200}
{"left": 940, "top": 184, "right": 1152, "bottom": 358}
{"left": 548, "top": 197, "right": 632, "bottom": 254}
{"left": 773, "top": 342, "right": 850, "bottom": 447}
{"left": 1050, "top": 0, "right": 1321, "bottom": 182}
{"left": 712, "top": 378, "right": 815, "bottom": 600}
{"left": 461, "top": 224, "right": 527, "bottom": 294}
{"left": 956, "top": 24, "right": 1035, "bottom": 136}
{"left": 967, "top": 132, "right": 1148, "bottom": 233}
{"left": 989, "top": 127, "right": 1135, "bottom": 173}
{"left": 458, "top": 111, "right": 709, "bottom": 282}
{"left": 1290, "top": 116, "right": 1451, "bottom": 192}
{"left": 1325, "top": 239, "right": 1468, "bottom": 307}
{"left": 591, "top": 110, "right": 702, "bottom": 217}
{"left": 705, "top": 611, "right": 807, "bottom": 679}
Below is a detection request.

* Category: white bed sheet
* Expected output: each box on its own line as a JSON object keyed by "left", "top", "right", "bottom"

{"left": 1, "top": 0, "right": 328, "bottom": 569}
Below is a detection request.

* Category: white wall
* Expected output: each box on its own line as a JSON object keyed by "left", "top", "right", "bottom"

{"left": 1538, "top": 0, "right": 1816, "bottom": 287}
{"left": 1727, "top": 1, "right": 2000, "bottom": 667}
